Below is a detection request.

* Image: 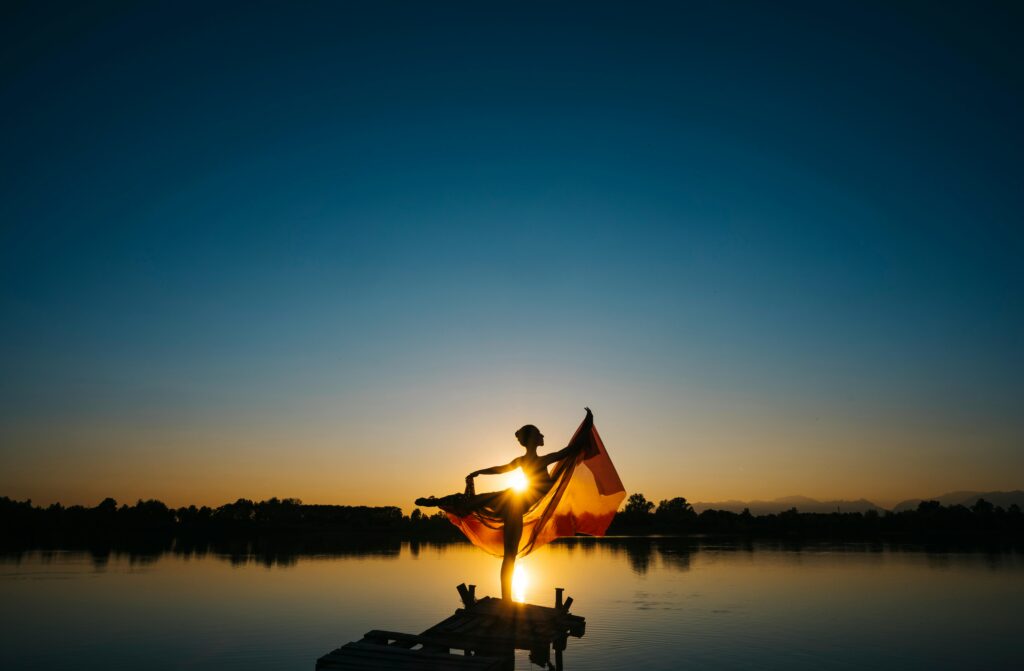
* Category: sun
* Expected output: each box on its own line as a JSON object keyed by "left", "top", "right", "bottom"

{"left": 509, "top": 467, "right": 529, "bottom": 492}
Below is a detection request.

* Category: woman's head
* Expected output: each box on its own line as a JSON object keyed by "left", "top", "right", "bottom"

{"left": 515, "top": 424, "right": 544, "bottom": 449}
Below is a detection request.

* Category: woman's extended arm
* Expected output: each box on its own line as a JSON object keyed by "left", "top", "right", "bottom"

{"left": 468, "top": 459, "right": 519, "bottom": 479}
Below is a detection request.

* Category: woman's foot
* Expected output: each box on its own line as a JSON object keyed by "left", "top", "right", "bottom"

{"left": 415, "top": 496, "right": 438, "bottom": 507}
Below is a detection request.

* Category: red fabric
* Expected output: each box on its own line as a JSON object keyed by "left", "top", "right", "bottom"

{"left": 442, "top": 419, "right": 626, "bottom": 558}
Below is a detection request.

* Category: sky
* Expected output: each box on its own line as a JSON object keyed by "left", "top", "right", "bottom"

{"left": 1, "top": 1, "right": 1022, "bottom": 510}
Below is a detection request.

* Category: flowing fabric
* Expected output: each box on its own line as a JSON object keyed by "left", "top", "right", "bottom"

{"left": 433, "top": 418, "right": 626, "bottom": 558}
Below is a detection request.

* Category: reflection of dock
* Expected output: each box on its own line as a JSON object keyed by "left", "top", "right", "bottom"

{"left": 315, "top": 583, "right": 585, "bottom": 670}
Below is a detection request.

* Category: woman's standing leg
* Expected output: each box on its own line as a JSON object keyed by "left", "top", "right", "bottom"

{"left": 500, "top": 497, "right": 524, "bottom": 601}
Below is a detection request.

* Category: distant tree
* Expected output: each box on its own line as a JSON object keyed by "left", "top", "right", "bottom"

{"left": 624, "top": 493, "right": 654, "bottom": 516}
{"left": 779, "top": 507, "right": 800, "bottom": 520}
{"left": 217, "top": 498, "right": 256, "bottom": 522}
{"left": 971, "top": 498, "right": 994, "bottom": 515}
{"left": 120, "top": 499, "right": 175, "bottom": 531}
{"left": 615, "top": 493, "right": 656, "bottom": 531}
{"left": 95, "top": 498, "right": 117, "bottom": 514}
{"left": 655, "top": 497, "right": 696, "bottom": 529}
{"left": 656, "top": 497, "right": 693, "bottom": 515}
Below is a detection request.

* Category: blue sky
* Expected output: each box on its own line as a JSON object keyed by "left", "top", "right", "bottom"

{"left": 1, "top": 1, "right": 1021, "bottom": 507}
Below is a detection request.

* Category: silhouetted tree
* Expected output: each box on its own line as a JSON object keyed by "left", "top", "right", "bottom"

{"left": 96, "top": 498, "right": 117, "bottom": 515}
{"left": 972, "top": 498, "right": 994, "bottom": 515}
{"left": 624, "top": 493, "right": 654, "bottom": 516}
{"left": 655, "top": 497, "right": 697, "bottom": 531}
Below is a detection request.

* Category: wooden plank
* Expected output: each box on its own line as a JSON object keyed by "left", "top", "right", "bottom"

{"left": 365, "top": 628, "right": 514, "bottom": 653}
{"left": 317, "top": 643, "right": 506, "bottom": 671}
{"left": 343, "top": 642, "right": 505, "bottom": 668}
{"left": 427, "top": 597, "right": 585, "bottom": 642}
{"left": 363, "top": 629, "right": 477, "bottom": 654}
{"left": 360, "top": 630, "right": 423, "bottom": 650}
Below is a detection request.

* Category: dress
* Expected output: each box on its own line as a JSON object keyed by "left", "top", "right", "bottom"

{"left": 419, "top": 416, "right": 626, "bottom": 558}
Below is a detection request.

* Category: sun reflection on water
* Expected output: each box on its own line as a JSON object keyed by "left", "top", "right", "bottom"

{"left": 512, "top": 563, "right": 528, "bottom": 602}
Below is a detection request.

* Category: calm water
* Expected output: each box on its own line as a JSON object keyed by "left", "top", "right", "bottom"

{"left": 1, "top": 538, "right": 1021, "bottom": 670}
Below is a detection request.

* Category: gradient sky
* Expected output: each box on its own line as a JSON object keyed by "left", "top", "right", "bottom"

{"left": 2, "top": 1, "right": 1022, "bottom": 510}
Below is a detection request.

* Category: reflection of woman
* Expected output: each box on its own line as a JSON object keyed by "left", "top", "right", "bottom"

{"left": 417, "top": 408, "right": 593, "bottom": 601}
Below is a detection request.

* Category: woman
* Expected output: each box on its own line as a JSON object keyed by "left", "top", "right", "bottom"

{"left": 417, "top": 408, "right": 595, "bottom": 601}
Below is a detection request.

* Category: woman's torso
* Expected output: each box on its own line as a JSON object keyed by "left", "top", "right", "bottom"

{"left": 518, "top": 454, "right": 555, "bottom": 497}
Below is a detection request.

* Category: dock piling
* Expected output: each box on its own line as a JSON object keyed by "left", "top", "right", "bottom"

{"left": 456, "top": 582, "right": 475, "bottom": 608}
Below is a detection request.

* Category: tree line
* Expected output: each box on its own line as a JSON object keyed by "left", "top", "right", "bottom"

{"left": 2, "top": 492, "right": 1021, "bottom": 551}
{"left": 0, "top": 496, "right": 463, "bottom": 548}
{"left": 608, "top": 493, "right": 1024, "bottom": 539}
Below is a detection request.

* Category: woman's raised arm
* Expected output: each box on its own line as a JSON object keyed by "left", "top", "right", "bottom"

{"left": 541, "top": 407, "right": 594, "bottom": 465}
{"left": 541, "top": 445, "right": 578, "bottom": 466}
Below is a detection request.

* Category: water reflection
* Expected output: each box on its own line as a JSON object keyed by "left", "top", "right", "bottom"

{"left": 2, "top": 539, "right": 1022, "bottom": 671}
{"left": 5, "top": 536, "right": 1024, "bottom": 572}
{"left": 2, "top": 536, "right": 413, "bottom": 568}
{"left": 623, "top": 540, "right": 655, "bottom": 574}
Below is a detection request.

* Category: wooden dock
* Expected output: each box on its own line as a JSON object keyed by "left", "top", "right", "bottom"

{"left": 316, "top": 584, "right": 585, "bottom": 670}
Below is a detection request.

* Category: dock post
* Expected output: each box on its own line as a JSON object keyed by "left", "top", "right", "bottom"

{"left": 456, "top": 583, "right": 474, "bottom": 608}
{"left": 555, "top": 587, "right": 564, "bottom": 609}
{"left": 468, "top": 584, "right": 476, "bottom": 604}
{"left": 554, "top": 634, "right": 566, "bottom": 671}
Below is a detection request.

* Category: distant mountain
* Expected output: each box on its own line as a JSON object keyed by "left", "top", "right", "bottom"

{"left": 691, "top": 496, "right": 886, "bottom": 515}
{"left": 892, "top": 490, "right": 1024, "bottom": 512}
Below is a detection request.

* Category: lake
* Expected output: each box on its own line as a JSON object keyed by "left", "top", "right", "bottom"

{"left": 1, "top": 538, "right": 1021, "bottom": 670}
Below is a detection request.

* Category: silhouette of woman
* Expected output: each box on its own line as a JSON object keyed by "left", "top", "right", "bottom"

{"left": 417, "top": 408, "right": 594, "bottom": 601}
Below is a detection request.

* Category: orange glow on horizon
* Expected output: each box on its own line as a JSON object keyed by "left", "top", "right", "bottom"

{"left": 4, "top": 407, "right": 1021, "bottom": 512}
